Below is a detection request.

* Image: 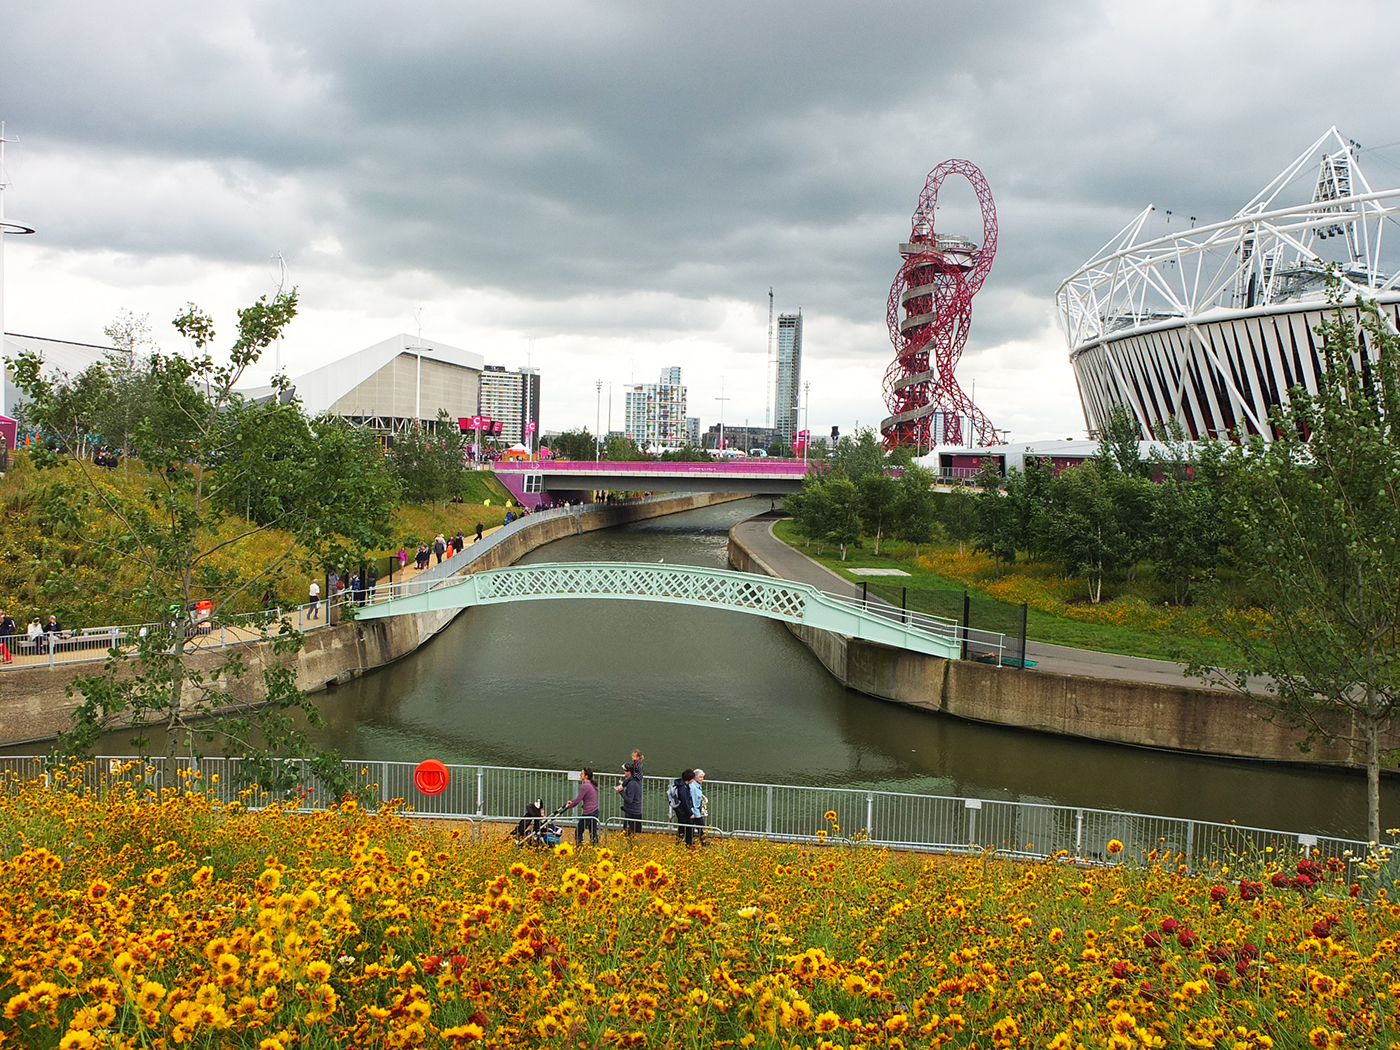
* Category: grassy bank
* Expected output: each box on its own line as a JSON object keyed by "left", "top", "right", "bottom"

{"left": 0, "top": 455, "right": 516, "bottom": 626}
{"left": 0, "top": 770, "right": 1390, "bottom": 1049}
{"left": 771, "top": 519, "right": 1242, "bottom": 665}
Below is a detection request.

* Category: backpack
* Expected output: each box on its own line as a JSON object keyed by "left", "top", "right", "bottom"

{"left": 666, "top": 779, "right": 681, "bottom": 813}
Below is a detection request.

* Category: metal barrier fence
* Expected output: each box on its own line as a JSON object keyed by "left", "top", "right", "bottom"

{"left": 0, "top": 755, "right": 1382, "bottom": 881}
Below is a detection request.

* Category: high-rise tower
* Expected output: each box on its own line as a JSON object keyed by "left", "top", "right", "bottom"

{"left": 774, "top": 311, "right": 802, "bottom": 445}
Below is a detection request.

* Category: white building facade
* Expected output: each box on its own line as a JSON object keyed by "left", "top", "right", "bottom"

{"left": 774, "top": 311, "right": 803, "bottom": 444}
{"left": 624, "top": 367, "right": 689, "bottom": 449}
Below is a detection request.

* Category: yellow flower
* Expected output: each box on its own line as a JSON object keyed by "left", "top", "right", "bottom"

{"left": 442, "top": 1024, "right": 485, "bottom": 1043}
{"left": 814, "top": 1010, "right": 841, "bottom": 1033}
{"left": 112, "top": 951, "right": 137, "bottom": 982}
{"left": 305, "top": 983, "right": 338, "bottom": 1023}
{"left": 135, "top": 981, "right": 167, "bottom": 1010}
{"left": 737, "top": 906, "right": 759, "bottom": 919}
{"left": 305, "top": 960, "right": 333, "bottom": 982}
{"left": 58, "top": 1032, "right": 97, "bottom": 1050}
{"left": 823, "top": 810, "right": 838, "bottom": 822}
{"left": 1106, "top": 839, "right": 1125, "bottom": 855}
{"left": 192, "top": 865, "right": 213, "bottom": 886}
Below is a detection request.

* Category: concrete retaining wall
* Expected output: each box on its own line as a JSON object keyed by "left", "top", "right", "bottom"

{"left": 0, "top": 493, "right": 746, "bottom": 747}
{"left": 729, "top": 523, "right": 1394, "bottom": 769}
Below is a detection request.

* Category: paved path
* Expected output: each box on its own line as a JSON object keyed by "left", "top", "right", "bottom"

{"left": 733, "top": 516, "right": 1234, "bottom": 690}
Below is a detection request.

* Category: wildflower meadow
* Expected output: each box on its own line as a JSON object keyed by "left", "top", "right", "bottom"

{"left": 1, "top": 768, "right": 1397, "bottom": 1049}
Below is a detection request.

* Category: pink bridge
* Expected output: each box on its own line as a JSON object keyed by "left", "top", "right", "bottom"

{"left": 491, "top": 459, "right": 810, "bottom": 509}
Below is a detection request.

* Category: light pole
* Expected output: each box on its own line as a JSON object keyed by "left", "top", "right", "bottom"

{"left": 715, "top": 376, "right": 730, "bottom": 454}
{"left": 406, "top": 344, "right": 434, "bottom": 430}
{"left": 802, "top": 380, "right": 811, "bottom": 468}
{"left": 595, "top": 380, "right": 602, "bottom": 461}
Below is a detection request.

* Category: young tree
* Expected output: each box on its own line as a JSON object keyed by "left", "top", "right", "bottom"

{"left": 858, "top": 471, "right": 899, "bottom": 556}
{"left": 1193, "top": 295, "right": 1400, "bottom": 844}
{"left": 972, "top": 465, "right": 1020, "bottom": 575}
{"left": 893, "top": 464, "right": 939, "bottom": 557}
{"left": 9, "top": 290, "right": 399, "bottom": 791}
{"left": 391, "top": 411, "right": 470, "bottom": 504}
{"left": 938, "top": 485, "right": 978, "bottom": 554}
{"left": 1145, "top": 439, "right": 1225, "bottom": 605}
{"left": 1038, "top": 461, "right": 1130, "bottom": 603}
{"left": 822, "top": 475, "right": 864, "bottom": 560}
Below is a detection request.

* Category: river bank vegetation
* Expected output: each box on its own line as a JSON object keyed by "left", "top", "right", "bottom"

{"left": 1, "top": 769, "right": 1395, "bottom": 1049}
{"left": 784, "top": 296, "right": 1400, "bottom": 843}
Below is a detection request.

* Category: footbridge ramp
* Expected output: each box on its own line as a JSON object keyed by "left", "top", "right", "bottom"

{"left": 356, "top": 561, "right": 970, "bottom": 660}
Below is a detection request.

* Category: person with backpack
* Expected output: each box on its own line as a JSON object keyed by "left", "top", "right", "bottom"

{"left": 433, "top": 534, "right": 447, "bottom": 565}
{"left": 0, "top": 610, "right": 14, "bottom": 663}
{"left": 616, "top": 751, "right": 644, "bottom": 836}
{"left": 668, "top": 770, "right": 697, "bottom": 846}
{"left": 562, "top": 767, "right": 600, "bottom": 846}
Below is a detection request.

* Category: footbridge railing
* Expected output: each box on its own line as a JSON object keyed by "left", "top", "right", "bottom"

{"left": 355, "top": 561, "right": 984, "bottom": 660}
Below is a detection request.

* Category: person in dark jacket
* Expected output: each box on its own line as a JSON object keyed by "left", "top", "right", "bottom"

{"left": 563, "top": 767, "right": 601, "bottom": 845}
{"left": 672, "top": 769, "right": 697, "bottom": 846}
{"left": 474, "top": 521, "right": 484, "bottom": 542}
{"left": 0, "top": 610, "right": 14, "bottom": 663}
{"left": 617, "top": 751, "right": 644, "bottom": 835}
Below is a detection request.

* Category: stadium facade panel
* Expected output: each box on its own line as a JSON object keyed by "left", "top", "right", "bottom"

{"left": 1058, "top": 128, "right": 1400, "bottom": 441}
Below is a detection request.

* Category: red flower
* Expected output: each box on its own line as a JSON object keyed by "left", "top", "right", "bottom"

{"left": 1271, "top": 872, "right": 1291, "bottom": 888}
{"left": 1177, "top": 928, "right": 1197, "bottom": 949}
{"left": 1209, "top": 885, "right": 1228, "bottom": 903}
{"left": 1239, "top": 879, "right": 1264, "bottom": 900}
{"left": 1350, "top": 883, "right": 1362, "bottom": 897}
{"left": 1112, "top": 961, "right": 1131, "bottom": 979}
{"left": 1142, "top": 931, "right": 1163, "bottom": 949}
{"left": 1160, "top": 917, "right": 1179, "bottom": 933}
{"left": 1206, "top": 946, "right": 1231, "bottom": 965}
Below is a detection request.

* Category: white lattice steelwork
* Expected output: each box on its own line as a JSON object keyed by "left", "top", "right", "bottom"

{"left": 1057, "top": 128, "right": 1400, "bottom": 440}
{"left": 357, "top": 561, "right": 967, "bottom": 659}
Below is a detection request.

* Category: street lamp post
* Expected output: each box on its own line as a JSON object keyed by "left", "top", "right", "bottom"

{"left": 406, "top": 344, "right": 434, "bottom": 430}
{"left": 595, "top": 380, "right": 602, "bottom": 462}
{"left": 803, "top": 380, "right": 811, "bottom": 468}
{"left": 715, "top": 376, "right": 730, "bottom": 454}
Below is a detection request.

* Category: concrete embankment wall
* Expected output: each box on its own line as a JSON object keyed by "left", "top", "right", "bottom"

{"left": 728, "top": 524, "right": 1394, "bottom": 770}
{"left": 0, "top": 493, "right": 746, "bottom": 747}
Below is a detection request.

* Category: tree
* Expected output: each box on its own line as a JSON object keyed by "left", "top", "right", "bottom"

{"left": 858, "top": 471, "right": 899, "bottom": 556}
{"left": 892, "top": 464, "right": 939, "bottom": 557}
{"left": 602, "top": 433, "right": 650, "bottom": 461}
{"left": 972, "top": 465, "right": 1020, "bottom": 574}
{"left": 1038, "top": 461, "right": 1131, "bottom": 603}
{"left": 1099, "top": 402, "right": 1148, "bottom": 477}
{"left": 1192, "top": 296, "right": 1400, "bottom": 844}
{"left": 9, "top": 290, "right": 398, "bottom": 792}
{"left": 546, "top": 429, "right": 597, "bottom": 461}
{"left": 1145, "top": 438, "right": 1225, "bottom": 605}
{"left": 821, "top": 475, "right": 864, "bottom": 560}
{"left": 831, "top": 427, "right": 886, "bottom": 484}
{"left": 391, "top": 412, "right": 469, "bottom": 504}
{"left": 938, "top": 485, "right": 978, "bottom": 554}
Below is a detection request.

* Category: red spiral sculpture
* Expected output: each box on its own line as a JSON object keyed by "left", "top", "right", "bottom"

{"left": 880, "top": 159, "right": 998, "bottom": 450}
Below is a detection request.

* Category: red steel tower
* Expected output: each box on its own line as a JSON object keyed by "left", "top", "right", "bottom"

{"left": 880, "top": 159, "right": 998, "bottom": 450}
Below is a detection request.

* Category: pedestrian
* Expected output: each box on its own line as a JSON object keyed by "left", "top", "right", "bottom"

{"left": 563, "top": 767, "right": 600, "bottom": 846}
{"left": 260, "top": 586, "right": 275, "bottom": 608}
{"left": 397, "top": 547, "right": 409, "bottom": 570}
{"left": 616, "top": 750, "right": 644, "bottom": 836}
{"left": 44, "top": 615, "right": 62, "bottom": 653}
{"left": 367, "top": 564, "right": 379, "bottom": 600}
{"left": 474, "top": 521, "right": 484, "bottom": 543}
{"left": 349, "top": 572, "right": 362, "bottom": 606}
{"left": 433, "top": 534, "right": 447, "bottom": 565}
{"left": 668, "top": 769, "right": 697, "bottom": 846}
{"left": 0, "top": 609, "right": 14, "bottom": 664}
{"left": 307, "top": 578, "right": 320, "bottom": 619}
{"left": 691, "top": 768, "right": 708, "bottom": 845}
{"left": 26, "top": 618, "right": 43, "bottom": 653}
{"left": 453, "top": 530, "right": 464, "bottom": 555}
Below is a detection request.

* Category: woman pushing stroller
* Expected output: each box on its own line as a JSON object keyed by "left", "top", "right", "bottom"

{"left": 562, "top": 768, "right": 601, "bottom": 845}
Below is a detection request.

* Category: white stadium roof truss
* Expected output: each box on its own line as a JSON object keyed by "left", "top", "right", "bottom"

{"left": 1057, "top": 128, "right": 1400, "bottom": 440}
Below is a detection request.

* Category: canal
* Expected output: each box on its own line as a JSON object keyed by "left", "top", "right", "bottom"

{"left": 286, "top": 497, "right": 1392, "bottom": 839}
{"left": 69, "top": 497, "right": 1396, "bottom": 838}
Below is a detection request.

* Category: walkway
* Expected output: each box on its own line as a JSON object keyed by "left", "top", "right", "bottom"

{"left": 732, "top": 516, "right": 1226, "bottom": 690}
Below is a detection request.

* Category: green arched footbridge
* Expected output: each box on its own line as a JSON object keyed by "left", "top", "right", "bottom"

{"left": 356, "top": 561, "right": 968, "bottom": 659}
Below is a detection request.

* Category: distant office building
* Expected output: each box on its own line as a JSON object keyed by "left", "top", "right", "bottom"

{"left": 685, "top": 417, "right": 700, "bottom": 446}
{"left": 239, "top": 333, "right": 482, "bottom": 433}
{"left": 477, "top": 365, "right": 542, "bottom": 446}
{"left": 704, "top": 423, "right": 781, "bottom": 451}
{"left": 775, "top": 311, "right": 803, "bottom": 444}
{"left": 624, "top": 367, "right": 689, "bottom": 449}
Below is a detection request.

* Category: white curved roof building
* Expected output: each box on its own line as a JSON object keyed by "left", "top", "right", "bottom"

{"left": 1058, "top": 128, "right": 1400, "bottom": 441}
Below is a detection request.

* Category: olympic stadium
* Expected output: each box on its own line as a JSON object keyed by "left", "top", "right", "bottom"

{"left": 1058, "top": 128, "right": 1400, "bottom": 441}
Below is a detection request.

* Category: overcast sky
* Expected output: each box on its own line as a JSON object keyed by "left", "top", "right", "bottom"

{"left": 6, "top": 0, "right": 1400, "bottom": 442}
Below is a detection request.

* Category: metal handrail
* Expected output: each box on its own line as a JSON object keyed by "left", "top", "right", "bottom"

{"left": 2, "top": 756, "right": 1381, "bottom": 879}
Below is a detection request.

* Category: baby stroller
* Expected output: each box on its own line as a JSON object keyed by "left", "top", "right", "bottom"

{"left": 512, "top": 798, "right": 565, "bottom": 848}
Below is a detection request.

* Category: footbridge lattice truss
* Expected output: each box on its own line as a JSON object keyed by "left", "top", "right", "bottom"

{"left": 357, "top": 562, "right": 964, "bottom": 659}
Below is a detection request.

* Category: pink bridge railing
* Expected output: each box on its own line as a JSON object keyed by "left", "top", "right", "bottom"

{"left": 493, "top": 459, "right": 810, "bottom": 475}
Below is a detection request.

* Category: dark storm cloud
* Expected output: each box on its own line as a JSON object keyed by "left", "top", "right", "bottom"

{"left": 8, "top": 0, "right": 1400, "bottom": 343}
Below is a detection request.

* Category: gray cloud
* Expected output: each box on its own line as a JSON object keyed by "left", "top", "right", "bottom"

{"left": 7, "top": 0, "right": 1400, "bottom": 435}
